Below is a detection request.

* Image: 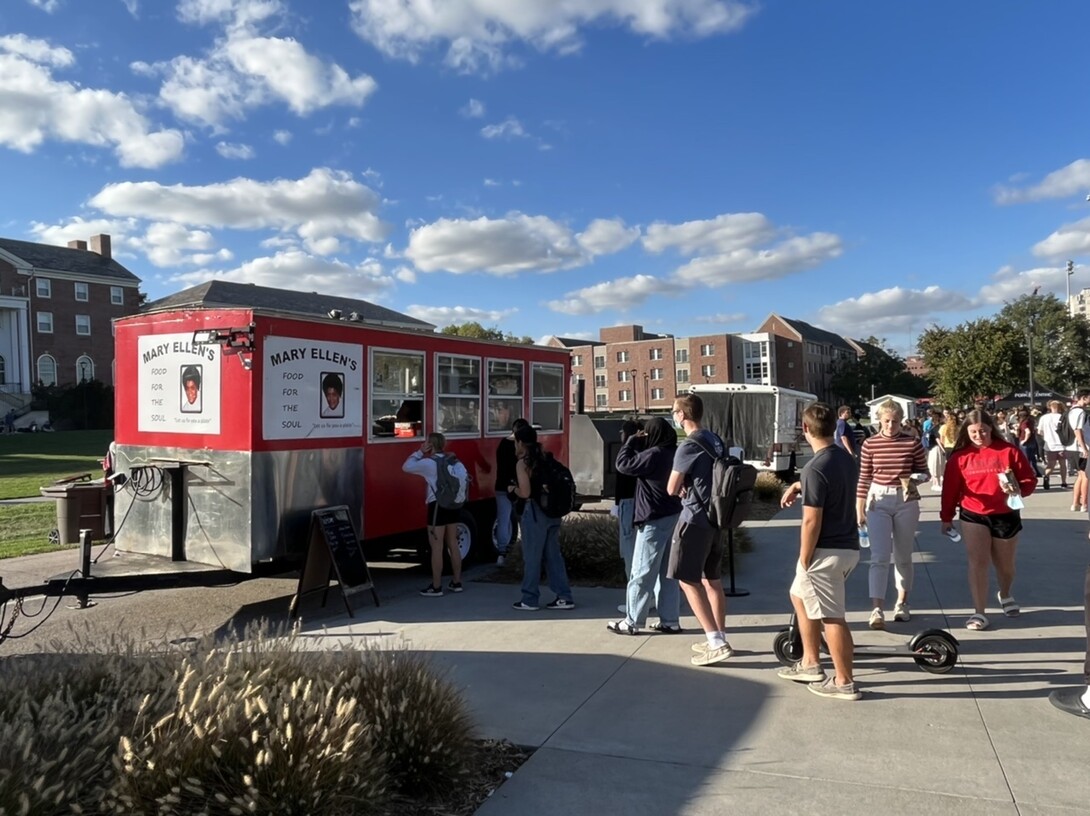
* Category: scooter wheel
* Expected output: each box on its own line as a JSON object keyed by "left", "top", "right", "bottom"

{"left": 772, "top": 628, "right": 802, "bottom": 667}
{"left": 912, "top": 634, "right": 959, "bottom": 674}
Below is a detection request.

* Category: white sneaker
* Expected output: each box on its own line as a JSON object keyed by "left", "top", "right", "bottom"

{"left": 868, "top": 607, "right": 885, "bottom": 630}
{"left": 931, "top": 483, "right": 942, "bottom": 492}
{"left": 893, "top": 602, "right": 911, "bottom": 622}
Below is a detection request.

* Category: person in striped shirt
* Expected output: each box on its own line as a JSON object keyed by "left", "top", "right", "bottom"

{"left": 856, "top": 400, "right": 929, "bottom": 630}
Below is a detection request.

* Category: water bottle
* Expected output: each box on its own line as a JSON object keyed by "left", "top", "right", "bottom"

{"left": 858, "top": 525, "right": 870, "bottom": 549}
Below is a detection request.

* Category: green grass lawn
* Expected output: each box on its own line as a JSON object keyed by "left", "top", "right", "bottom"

{"left": 0, "top": 430, "right": 113, "bottom": 558}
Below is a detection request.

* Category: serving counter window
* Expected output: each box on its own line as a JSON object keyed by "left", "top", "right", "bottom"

{"left": 370, "top": 349, "right": 424, "bottom": 439}
{"left": 436, "top": 354, "right": 481, "bottom": 436}
{"left": 531, "top": 363, "right": 564, "bottom": 432}
{"left": 486, "top": 359, "right": 524, "bottom": 434}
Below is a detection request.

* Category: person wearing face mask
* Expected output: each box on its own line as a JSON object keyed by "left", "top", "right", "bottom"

{"left": 856, "top": 400, "right": 929, "bottom": 630}
{"left": 941, "top": 409, "right": 1037, "bottom": 631}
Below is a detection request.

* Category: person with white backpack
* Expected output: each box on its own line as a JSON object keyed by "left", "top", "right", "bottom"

{"left": 1039, "top": 400, "right": 1072, "bottom": 491}
{"left": 1068, "top": 390, "right": 1090, "bottom": 513}
{"left": 403, "top": 432, "right": 468, "bottom": 597}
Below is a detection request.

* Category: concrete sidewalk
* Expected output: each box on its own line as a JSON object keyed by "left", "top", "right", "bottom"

{"left": 304, "top": 487, "right": 1090, "bottom": 815}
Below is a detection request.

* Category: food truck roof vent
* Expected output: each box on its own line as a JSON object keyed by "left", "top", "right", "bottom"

{"left": 328, "top": 308, "right": 342, "bottom": 319}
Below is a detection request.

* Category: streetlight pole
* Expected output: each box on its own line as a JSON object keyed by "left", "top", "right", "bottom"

{"left": 1067, "top": 260, "right": 1075, "bottom": 317}
{"left": 630, "top": 368, "right": 638, "bottom": 413}
{"left": 1026, "top": 319, "right": 1036, "bottom": 410}
{"left": 643, "top": 372, "right": 650, "bottom": 414}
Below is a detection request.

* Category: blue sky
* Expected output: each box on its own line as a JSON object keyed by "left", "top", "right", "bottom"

{"left": 3, "top": 0, "right": 1090, "bottom": 354}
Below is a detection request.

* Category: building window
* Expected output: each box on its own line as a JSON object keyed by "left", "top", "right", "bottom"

{"left": 788, "top": 361, "right": 795, "bottom": 369}
{"left": 74, "top": 282, "right": 89, "bottom": 302}
{"left": 37, "top": 312, "right": 53, "bottom": 333}
{"left": 595, "top": 393, "right": 607, "bottom": 408}
{"left": 572, "top": 354, "right": 583, "bottom": 367}
{"left": 37, "top": 354, "right": 57, "bottom": 386}
{"left": 370, "top": 349, "right": 425, "bottom": 439}
{"left": 651, "top": 388, "right": 664, "bottom": 400}
{"left": 36, "top": 278, "right": 51, "bottom": 298}
{"left": 76, "top": 314, "right": 91, "bottom": 336}
{"left": 594, "top": 374, "right": 606, "bottom": 388}
{"left": 649, "top": 348, "right": 663, "bottom": 360}
{"left": 436, "top": 354, "right": 481, "bottom": 437}
{"left": 616, "top": 350, "right": 629, "bottom": 363}
{"left": 110, "top": 286, "right": 124, "bottom": 306}
{"left": 676, "top": 369, "right": 690, "bottom": 383}
{"left": 650, "top": 368, "right": 663, "bottom": 380}
{"left": 0, "top": 355, "right": 5, "bottom": 386}
{"left": 619, "top": 389, "right": 631, "bottom": 402}
{"left": 76, "top": 355, "right": 94, "bottom": 383}
{"left": 676, "top": 349, "right": 688, "bottom": 363}
{"left": 594, "top": 355, "right": 605, "bottom": 368}
{"left": 744, "top": 361, "right": 769, "bottom": 381}
{"left": 700, "top": 344, "right": 714, "bottom": 356}
{"left": 531, "top": 363, "right": 564, "bottom": 431}
{"left": 617, "top": 370, "right": 630, "bottom": 382}
{"left": 486, "top": 359, "right": 523, "bottom": 434}
{"left": 700, "top": 364, "right": 715, "bottom": 378}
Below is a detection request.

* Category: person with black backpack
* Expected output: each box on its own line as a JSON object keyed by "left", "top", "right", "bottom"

{"left": 510, "top": 425, "right": 575, "bottom": 612}
{"left": 403, "top": 432, "right": 468, "bottom": 597}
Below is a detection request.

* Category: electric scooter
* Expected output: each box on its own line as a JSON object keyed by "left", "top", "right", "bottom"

{"left": 772, "top": 613, "right": 960, "bottom": 675}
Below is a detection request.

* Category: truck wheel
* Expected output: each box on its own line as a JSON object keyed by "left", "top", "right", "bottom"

{"left": 48, "top": 528, "right": 60, "bottom": 545}
{"left": 451, "top": 510, "right": 477, "bottom": 564}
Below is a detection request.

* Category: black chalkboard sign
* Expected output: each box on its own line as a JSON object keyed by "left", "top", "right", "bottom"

{"left": 290, "top": 506, "right": 379, "bottom": 618}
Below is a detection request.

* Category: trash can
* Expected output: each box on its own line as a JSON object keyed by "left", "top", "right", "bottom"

{"left": 40, "top": 478, "right": 107, "bottom": 545}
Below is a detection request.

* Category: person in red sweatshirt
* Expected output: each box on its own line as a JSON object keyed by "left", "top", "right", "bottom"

{"left": 941, "top": 409, "right": 1037, "bottom": 631}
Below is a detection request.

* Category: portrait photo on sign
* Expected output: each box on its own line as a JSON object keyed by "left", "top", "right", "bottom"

{"left": 180, "top": 364, "right": 202, "bottom": 413}
{"left": 320, "top": 371, "right": 345, "bottom": 418}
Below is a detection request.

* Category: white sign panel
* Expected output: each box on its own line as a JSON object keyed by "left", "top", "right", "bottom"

{"left": 138, "top": 333, "right": 222, "bottom": 434}
{"left": 263, "top": 336, "right": 363, "bottom": 440}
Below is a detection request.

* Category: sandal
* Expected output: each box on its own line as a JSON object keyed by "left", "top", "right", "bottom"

{"left": 649, "top": 622, "right": 684, "bottom": 634}
{"left": 607, "top": 619, "right": 640, "bottom": 635}
{"left": 998, "top": 594, "right": 1020, "bottom": 617}
{"left": 966, "top": 614, "right": 990, "bottom": 631}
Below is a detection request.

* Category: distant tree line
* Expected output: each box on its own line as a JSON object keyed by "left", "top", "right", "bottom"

{"left": 439, "top": 322, "right": 535, "bottom": 345}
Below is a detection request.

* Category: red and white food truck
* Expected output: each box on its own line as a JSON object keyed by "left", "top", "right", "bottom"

{"left": 110, "top": 281, "right": 570, "bottom": 572}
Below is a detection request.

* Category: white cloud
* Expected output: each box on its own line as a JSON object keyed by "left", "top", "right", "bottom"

{"left": 121, "top": 0, "right": 139, "bottom": 15}
{"left": 133, "top": 222, "right": 233, "bottom": 267}
{"left": 27, "top": 0, "right": 60, "bottom": 12}
{"left": 460, "top": 98, "right": 485, "bottom": 118}
{"left": 29, "top": 216, "right": 138, "bottom": 248}
{"left": 272, "top": 129, "right": 292, "bottom": 145}
{"left": 546, "top": 274, "right": 677, "bottom": 315}
{"left": 215, "top": 140, "right": 255, "bottom": 159}
{"left": 643, "top": 212, "right": 773, "bottom": 254}
{"left": 0, "top": 50, "right": 184, "bottom": 167}
{"left": 817, "top": 285, "right": 973, "bottom": 337}
{"left": 576, "top": 218, "right": 640, "bottom": 256}
{"left": 405, "top": 213, "right": 585, "bottom": 274}
{"left": 394, "top": 265, "right": 416, "bottom": 283}
{"left": 481, "top": 117, "right": 526, "bottom": 140}
{"left": 89, "top": 168, "right": 389, "bottom": 254}
{"left": 0, "top": 34, "right": 73, "bottom": 67}
{"left": 995, "top": 159, "right": 1090, "bottom": 204}
{"left": 170, "top": 250, "right": 395, "bottom": 299}
{"left": 348, "top": 0, "right": 756, "bottom": 73}
{"left": 177, "top": 0, "right": 283, "bottom": 27}
{"left": 404, "top": 305, "right": 516, "bottom": 325}
{"left": 672, "top": 232, "right": 844, "bottom": 285}
{"left": 483, "top": 178, "right": 500, "bottom": 187}
{"left": 694, "top": 312, "right": 747, "bottom": 324}
{"left": 976, "top": 263, "right": 1077, "bottom": 305}
{"left": 1032, "top": 216, "right": 1090, "bottom": 259}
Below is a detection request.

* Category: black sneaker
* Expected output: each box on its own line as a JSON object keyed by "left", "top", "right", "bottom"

{"left": 545, "top": 598, "right": 576, "bottom": 610}
{"left": 419, "top": 585, "right": 443, "bottom": 597}
{"left": 447, "top": 581, "right": 464, "bottom": 593}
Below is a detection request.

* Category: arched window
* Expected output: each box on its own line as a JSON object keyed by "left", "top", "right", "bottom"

{"left": 37, "top": 354, "right": 57, "bottom": 387}
{"left": 0, "top": 355, "right": 6, "bottom": 386}
{"left": 76, "top": 355, "right": 94, "bottom": 383}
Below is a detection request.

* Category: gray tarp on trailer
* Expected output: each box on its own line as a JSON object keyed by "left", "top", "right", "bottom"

{"left": 699, "top": 391, "right": 776, "bottom": 462}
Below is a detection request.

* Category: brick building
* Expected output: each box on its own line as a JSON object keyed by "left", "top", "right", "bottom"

{"left": 0, "top": 234, "right": 142, "bottom": 404}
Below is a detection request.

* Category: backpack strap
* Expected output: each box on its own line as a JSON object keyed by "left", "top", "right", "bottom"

{"left": 682, "top": 434, "right": 720, "bottom": 516}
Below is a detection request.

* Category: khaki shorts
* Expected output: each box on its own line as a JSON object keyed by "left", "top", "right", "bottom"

{"left": 790, "top": 549, "right": 860, "bottom": 620}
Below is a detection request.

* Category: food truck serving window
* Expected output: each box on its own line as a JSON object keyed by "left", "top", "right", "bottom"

{"left": 487, "top": 359, "right": 524, "bottom": 434}
{"left": 436, "top": 354, "right": 481, "bottom": 437}
{"left": 370, "top": 349, "right": 424, "bottom": 439}
{"left": 531, "top": 363, "right": 564, "bottom": 432}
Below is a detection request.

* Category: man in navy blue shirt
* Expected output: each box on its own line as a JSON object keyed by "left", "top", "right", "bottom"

{"left": 834, "top": 405, "right": 855, "bottom": 457}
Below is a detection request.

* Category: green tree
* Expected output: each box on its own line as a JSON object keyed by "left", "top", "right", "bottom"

{"left": 439, "top": 322, "right": 534, "bottom": 345}
{"left": 994, "top": 293, "right": 1090, "bottom": 394}
{"left": 829, "top": 337, "right": 929, "bottom": 404}
{"left": 917, "top": 318, "right": 1023, "bottom": 407}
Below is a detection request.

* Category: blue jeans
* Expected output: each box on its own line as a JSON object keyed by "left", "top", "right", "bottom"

{"left": 625, "top": 513, "right": 681, "bottom": 627}
{"left": 520, "top": 502, "right": 572, "bottom": 607}
{"left": 617, "top": 498, "right": 636, "bottom": 579}
{"left": 495, "top": 492, "right": 516, "bottom": 554}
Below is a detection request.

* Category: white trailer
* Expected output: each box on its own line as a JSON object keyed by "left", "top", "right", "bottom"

{"left": 688, "top": 384, "right": 817, "bottom": 476}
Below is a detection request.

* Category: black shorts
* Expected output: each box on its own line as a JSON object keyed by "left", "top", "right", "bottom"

{"left": 959, "top": 507, "right": 1022, "bottom": 540}
{"left": 667, "top": 520, "right": 722, "bottom": 583}
{"left": 427, "top": 502, "right": 461, "bottom": 527}
{"left": 1080, "top": 457, "right": 1088, "bottom": 472}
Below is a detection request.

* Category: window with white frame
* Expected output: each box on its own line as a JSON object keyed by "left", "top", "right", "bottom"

{"left": 651, "top": 387, "right": 664, "bottom": 400}
{"left": 594, "top": 374, "right": 606, "bottom": 387}
{"left": 0, "top": 355, "right": 5, "bottom": 386}
{"left": 75, "top": 314, "right": 91, "bottom": 335}
{"left": 744, "top": 361, "right": 769, "bottom": 381}
{"left": 595, "top": 393, "right": 607, "bottom": 408}
{"left": 700, "top": 364, "right": 715, "bottom": 378}
{"left": 370, "top": 349, "right": 425, "bottom": 439}
{"left": 572, "top": 354, "right": 582, "bottom": 367}
{"left": 531, "top": 363, "right": 564, "bottom": 431}
{"left": 619, "top": 389, "right": 631, "bottom": 402}
{"left": 616, "top": 350, "right": 629, "bottom": 363}
{"left": 37, "top": 354, "right": 57, "bottom": 386}
{"left": 436, "top": 354, "right": 481, "bottom": 436}
{"left": 700, "top": 344, "right": 714, "bottom": 356}
{"left": 676, "top": 349, "right": 688, "bottom": 363}
{"left": 617, "top": 370, "right": 630, "bottom": 382}
{"left": 110, "top": 286, "right": 124, "bottom": 305}
{"left": 76, "top": 355, "right": 94, "bottom": 383}
{"left": 37, "top": 312, "right": 53, "bottom": 333}
{"left": 649, "top": 348, "right": 663, "bottom": 360}
{"left": 677, "top": 369, "right": 690, "bottom": 383}
{"left": 74, "top": 282, "right": 89, "bottom": 301}
{"left": 594, "top": 355, "right": 605, "bottom": 368}
{"left": 486, "top": 359, "right": 523, "bottom": 434}
{"left": 650, "top": 368, "right": 663, "bottom": 380}
{"left": 36, "top": 278, "right": 51, "bottom": 298}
